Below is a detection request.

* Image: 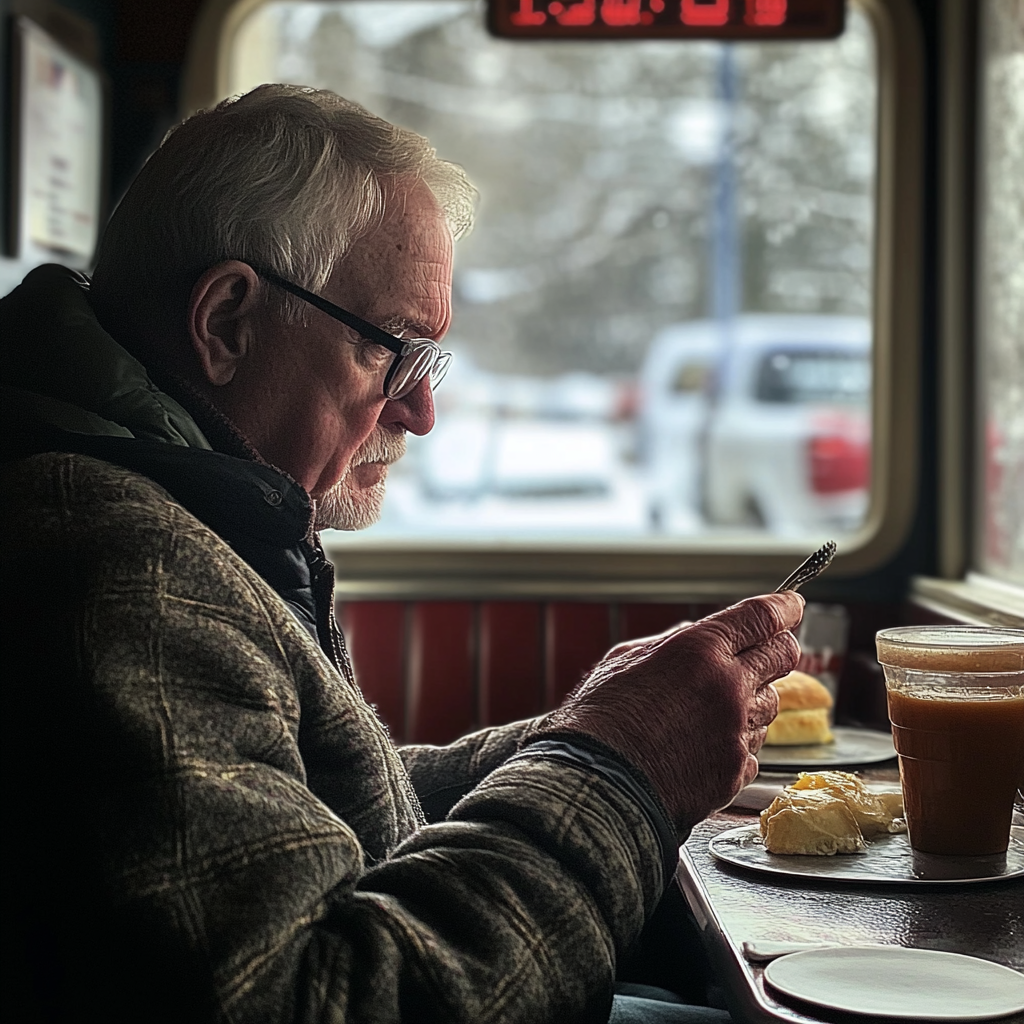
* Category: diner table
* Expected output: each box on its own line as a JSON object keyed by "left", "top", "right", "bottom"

{"left": 676, "top": 763, "right": 1024, "bottom": 1024}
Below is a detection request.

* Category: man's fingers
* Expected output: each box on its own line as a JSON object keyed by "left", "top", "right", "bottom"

{"left": 748, "top": 678, "right": 780, "bottom": 730}
{"left": 737, "top": 628, "right": 801, "bottom": 688}
{"left": 747, "top": 724, "right": 769, "bottom": 755}
{"left": 707, "top": 592, "right": 805, "bottom": 655}
{"left": 741, "top": 752, "right": 760, "bottom": 788}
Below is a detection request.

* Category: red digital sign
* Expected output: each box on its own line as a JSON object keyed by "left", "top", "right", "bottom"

{"left": 488, "top": 0, "right": 844, "bottom": 38}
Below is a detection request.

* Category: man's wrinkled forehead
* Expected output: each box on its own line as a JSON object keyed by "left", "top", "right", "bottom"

{"left": 375, "top": 178, "right": 452, "bottom": 257}
{"left": 335, "top": 178, "right": 453, "bottom": 334}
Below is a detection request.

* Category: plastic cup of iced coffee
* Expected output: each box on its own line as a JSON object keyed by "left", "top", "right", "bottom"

{"left": 876, "top": 626, "right": 1024, "bottom": 857}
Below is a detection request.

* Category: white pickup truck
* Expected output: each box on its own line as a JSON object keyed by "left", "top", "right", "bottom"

{"left": 640, "top": 315, "right": 871, "bottom": 536}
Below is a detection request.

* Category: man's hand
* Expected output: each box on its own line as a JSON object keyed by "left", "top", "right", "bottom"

{"left": 537, "top": 593, "right": 804, "bottom": 835}
{"left": 601, "top": 621, "right": 693, "bottom": 660}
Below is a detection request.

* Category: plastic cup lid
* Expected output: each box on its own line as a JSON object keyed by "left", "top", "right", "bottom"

{"left": 876, "top": 626, "right": 1024, "bottom": 672}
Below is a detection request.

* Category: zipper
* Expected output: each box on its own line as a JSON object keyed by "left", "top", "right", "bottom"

{"left": 303, "top": 536, "right": 356, "bottom": 685}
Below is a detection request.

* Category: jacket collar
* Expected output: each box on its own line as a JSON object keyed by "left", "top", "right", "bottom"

{"left": 0, "top": 264, "right": 212, "bottom": 448}
{"left": 0, "top": 262, "right": 316, "bottom": 538}
{"left": 1, "top": 263, "right": 335, "bottom": 652}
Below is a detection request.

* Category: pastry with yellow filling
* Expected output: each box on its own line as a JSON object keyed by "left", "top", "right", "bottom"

{"left": 759, "top": 771, "right": 906, "bottom": 855}
{"left": 764, "top": 671, "right": 834, "bottom": 746}
{"left": 759, "top": 788, "right": 866, "bottom": 855}
{"left": 790, "top": 771, "right": 906, "bottom": 838}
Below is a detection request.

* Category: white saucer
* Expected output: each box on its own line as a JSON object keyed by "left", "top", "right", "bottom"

{"left": 709, "top": 823, "right": 1024, "bottom": 884}
{"left": 757, "top": 725, "right": 896, "bottom": 770}
{"left": 764, "top": 946, "right": 1024, "bottom": 1020}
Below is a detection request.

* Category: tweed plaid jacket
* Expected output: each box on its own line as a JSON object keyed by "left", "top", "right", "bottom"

{"left": 0, "top": 266, "right": 670, "bottom": 1023}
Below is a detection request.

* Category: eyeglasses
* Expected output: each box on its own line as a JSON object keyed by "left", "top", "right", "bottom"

{"left": 259, "top": 269, "right": 452, "bottom": 401}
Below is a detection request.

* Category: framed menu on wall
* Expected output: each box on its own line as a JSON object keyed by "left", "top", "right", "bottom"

{"left": 8, "top": 14, "right": 104, "bottom": 265}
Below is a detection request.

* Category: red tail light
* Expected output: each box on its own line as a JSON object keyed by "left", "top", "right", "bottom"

{"left": 809, "top": 434, "right": 870, "bottom": 494}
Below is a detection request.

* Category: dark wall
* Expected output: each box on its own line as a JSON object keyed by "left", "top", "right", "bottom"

{"left": 1, "top": 0, "right": 202, "bottom": 245}
{"left": 105, "top": 0, "right": 203, "bottom": 201}
{"left": 1, "top": 0, "right": 115, "bottom": 252}
{"left": 1, "top": 0, "right": 8, "bottom": 248}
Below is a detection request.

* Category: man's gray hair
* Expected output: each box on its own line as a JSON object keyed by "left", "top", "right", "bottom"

{"left": 92, "top": 84, "right": 476, "bottom": 326}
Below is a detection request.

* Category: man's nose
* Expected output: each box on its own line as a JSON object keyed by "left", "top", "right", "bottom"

{"left": 380, "top": 376, "right": 435, "bottom": 435}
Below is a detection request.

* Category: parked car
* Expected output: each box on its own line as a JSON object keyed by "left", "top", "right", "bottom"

{"left": 419, "top": 415, "right": 621, "bottom": 502}
{"left": 638, "top": 321, "right": 719, "bottom": 531}
{"left": 392, "top": 413, "right": 648, "bottom": 536}
{"left": 639, "top": 315, "right": 871, "bottom": 535}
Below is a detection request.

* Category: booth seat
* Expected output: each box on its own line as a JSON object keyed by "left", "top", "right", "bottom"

{"left": 337, "top": 596, "right": 969, "bottom": 746}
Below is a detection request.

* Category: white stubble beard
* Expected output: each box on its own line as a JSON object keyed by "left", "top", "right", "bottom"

{"left": 313, "top": 427, "right": 407, "bottom": 531}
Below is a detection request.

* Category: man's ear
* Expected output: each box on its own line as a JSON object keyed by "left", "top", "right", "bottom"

{"left": 188, "top": 261, "right": 263, "bottom": 386}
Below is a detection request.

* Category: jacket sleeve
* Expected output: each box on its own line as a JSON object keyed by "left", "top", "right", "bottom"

{"left": 399, "top": 719, "right": 544, "bottom": 821}
{"left": 4, "top": 454, "right": 669, "bottom": 1024}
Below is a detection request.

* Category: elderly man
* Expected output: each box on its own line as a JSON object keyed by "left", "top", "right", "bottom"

{"left": 0, "top": 85, "right": 800, "bottom": 1023}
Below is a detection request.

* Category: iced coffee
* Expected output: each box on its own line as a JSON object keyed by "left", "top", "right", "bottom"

{"left": 876, "top": 626, "right": 1024, "bottom": 857}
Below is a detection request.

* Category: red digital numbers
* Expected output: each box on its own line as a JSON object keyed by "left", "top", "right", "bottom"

{"left": 554, "top": 0, "right": 596, "bottom": 25}
{"left": 601, "top": 0, "right": 643, "bottom": 26}
{"left": 680, "top": 0, "right": 729, "bottom": 25}
{"left": 746, "top": 0, "right": 787, "bottom": 25}
{"left": 507, "top": 0, "right": 793, "bottom": 30}
{"left": 509, "top": 0, "right": 546, "bottom": 25}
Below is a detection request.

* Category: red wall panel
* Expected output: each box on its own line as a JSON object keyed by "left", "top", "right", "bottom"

{"left": 338, "top": 601, "right": 407, "bottom": 742}
{"left": 689, "top": 602, "right": 727, "bottom": 621}
{"left": 336, "top": 598, "right": 890, "bottom": 745}
{"left": 479, "top": 602, "right": 544, "bottom": 726}
{"left": 544, "top": 603, "right": 612, "bottom": 709}
{"left": 407, "top": 602, "right": 477, "bottom": 745}
{"left": 619, "top": 603, "right": 693, "bottom": 642}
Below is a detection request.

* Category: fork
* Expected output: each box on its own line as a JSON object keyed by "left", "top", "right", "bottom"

{"left": 774, "top": 540, "right": 837, "bottom": 594}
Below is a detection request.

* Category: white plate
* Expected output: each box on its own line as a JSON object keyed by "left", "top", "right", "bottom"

{"left": 764, "top": 946, "right": 1024, "bottom": 1020}
{"left": 709, "top": 824, "right": 1024, "bottom": 884}
{"left": 757, "top": 725, "right": 896, "bottom": 770}
{"left": 730, "top": 777, "right": 902, "bottom": 812}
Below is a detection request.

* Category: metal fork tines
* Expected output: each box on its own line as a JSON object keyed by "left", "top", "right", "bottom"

{"left": 774, "top": 540, "right": 837, "bottom": 594}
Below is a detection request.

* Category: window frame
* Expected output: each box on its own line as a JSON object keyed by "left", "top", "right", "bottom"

{"left": 970, "top": 0, "right": 1023, "bottom": 591}
{"left": 183, "top": 0, "right": 924, "bottom": 601}
{"left": 935, "top": 0, "right": 974, "bottom": 584}
{"left": 915, "top": 0, "right": 1023, "bottom": 624}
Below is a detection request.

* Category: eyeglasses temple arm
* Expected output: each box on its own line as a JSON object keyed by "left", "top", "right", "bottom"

{"left": 259, "top": 270, "right": 406, "bottom": 356}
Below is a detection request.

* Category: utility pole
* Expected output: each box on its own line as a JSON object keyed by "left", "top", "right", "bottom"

{"left": 712, "top": 44, "right": 739, "bottom": 328}
{"left": 698, "top": 43, "right": 740, "bottom": 522}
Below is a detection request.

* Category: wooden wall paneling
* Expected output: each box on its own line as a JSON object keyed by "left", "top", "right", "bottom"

{"left": 337, "top": 600, "right": 408, "bottom": 742}
{"left": 544, "top": 602, "right": 613, "bottom": 709}
{"left": 687, "top": 603, "right": 726, "bottom": 622}
{"left": 407, "top": 602, "right": 477, "bottom": 744}
{"left": 479, "top": 601, "right": 544, "bottom": 726}
{"left": 619, "top": 603, "right": 693, "bottom": 642}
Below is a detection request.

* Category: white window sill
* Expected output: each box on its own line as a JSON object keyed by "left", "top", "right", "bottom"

{"left": 911, "top": 573, "right": 1024, "bottom": 628}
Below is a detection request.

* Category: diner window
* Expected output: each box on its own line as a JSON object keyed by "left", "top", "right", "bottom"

{"left": 224, "top": 0, "right": 882, "bottom": 547}
{"left": 976, "top": 0, "right": 1024, "bottom": 587}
